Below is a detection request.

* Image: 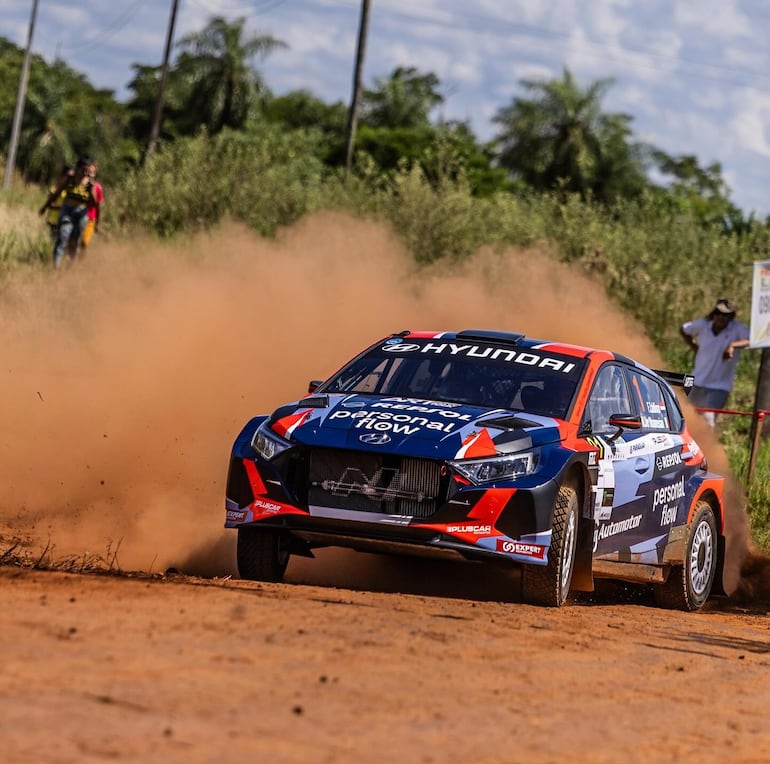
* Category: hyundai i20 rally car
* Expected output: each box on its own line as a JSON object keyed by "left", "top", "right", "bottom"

{"left": 225, "top": 329, "right": 727, "bottom": 609}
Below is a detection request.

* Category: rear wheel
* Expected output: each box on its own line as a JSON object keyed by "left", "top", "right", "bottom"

{"left": 653, "top": 501, "right": 717, "bottom": 611}
{"left": 521, "top": 483, "right": 579, "bottom": 607}
{"left": 237, "top": 527, "right": 291, "bottom": 582}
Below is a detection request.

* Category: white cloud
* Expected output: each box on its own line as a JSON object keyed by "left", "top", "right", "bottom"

{"left": 729, "top": 90, "right": 770, "bottom": 157}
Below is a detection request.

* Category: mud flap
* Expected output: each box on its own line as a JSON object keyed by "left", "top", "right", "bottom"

{"left": 571, "top": 518, "right": 595, "bottom": 592}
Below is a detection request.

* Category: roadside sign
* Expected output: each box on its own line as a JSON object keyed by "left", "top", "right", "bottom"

{"left": 750, "top": 261, "right": 770, "bottom": 348}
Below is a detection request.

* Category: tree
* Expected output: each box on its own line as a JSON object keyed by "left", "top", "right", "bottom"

{"left": 361, "top": 66, "right": 443, "bottom": 129}
{"left": 174, "top": 16, "right": 286, "bottom": 134}
{"left": 263, "top": 89, "right": 347, "bottom": 164}
{"left": 649, "top": 149, "right": 745, "bottom": 230}
{"left": 493, "top": 67, "right": 647, "bottom": 203}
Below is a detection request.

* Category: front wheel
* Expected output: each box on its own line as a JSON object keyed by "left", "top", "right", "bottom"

{"left": 653, "top": 501, "right": 717, "bottom": 611}
{"left": 521, "top": 483, "right": 579, "bottom": 607}
{"left": 237, "top": 527, "right": 291, "bottom": 582}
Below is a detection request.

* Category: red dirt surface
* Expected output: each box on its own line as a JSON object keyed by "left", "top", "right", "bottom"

{"left": 2, "top": 213, "right": 770, "bottom": 763}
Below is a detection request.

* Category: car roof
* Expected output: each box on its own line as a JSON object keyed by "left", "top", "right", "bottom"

{"left": 387, "top": 329, "right": 684, "bottom": 389}
{"left": 394, "top": 329, "right": 619, "bottom": 362}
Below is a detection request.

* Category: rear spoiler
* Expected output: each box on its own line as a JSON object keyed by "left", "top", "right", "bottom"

{"left": 653, "top": 370, "right": 694, "bottom": 395}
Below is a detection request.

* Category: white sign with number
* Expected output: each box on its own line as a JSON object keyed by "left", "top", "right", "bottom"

{"left": 750, "top": 261, "right": 770, "bottom": 349}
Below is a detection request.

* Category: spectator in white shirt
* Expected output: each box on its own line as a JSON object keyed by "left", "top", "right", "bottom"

{"left": 680, "top": 298, "right": 750, "bottom": 428}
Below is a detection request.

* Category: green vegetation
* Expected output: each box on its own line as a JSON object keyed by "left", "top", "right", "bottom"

{"left": 2, "top": 14, "right": 770, "bottom": 550}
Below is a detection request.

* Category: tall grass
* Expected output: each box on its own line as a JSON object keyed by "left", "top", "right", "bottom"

{"left": 0, "top": 203, "right": 50, "bottom": 272}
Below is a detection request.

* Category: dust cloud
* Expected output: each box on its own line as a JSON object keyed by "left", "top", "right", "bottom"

{"left": 0, "top": 211, "right": 763, "bottom": 599}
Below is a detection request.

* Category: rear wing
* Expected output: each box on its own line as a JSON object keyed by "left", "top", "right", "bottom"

{"left": 653, "top": 369, "right": 695, "bottom": 396}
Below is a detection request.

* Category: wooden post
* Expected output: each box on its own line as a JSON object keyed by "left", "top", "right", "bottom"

{"left": 344, "top": 0, "right": 371, "bottom": 174}
{"left": 748, "top": 411, "right": 765, "bottom": 484}
{"left": 750, "top": 347, "right": 770, "bottom": 446}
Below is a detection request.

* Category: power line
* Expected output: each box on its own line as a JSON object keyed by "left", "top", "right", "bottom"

{"left": 311, "top": 0, "right": 770, "bottom": 92}
{"left": 59, "top": 0, "right": 151, "bottom": 54}
{"left": 186, "top": 0, "right": 288, "bottom": 16}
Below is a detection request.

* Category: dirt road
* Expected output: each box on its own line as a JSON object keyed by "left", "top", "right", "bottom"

{"left": 2, "top": 552, "right": 769, "bottom": 764}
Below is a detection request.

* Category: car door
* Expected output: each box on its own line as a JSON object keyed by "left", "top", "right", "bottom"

{"left": 623, "top": 367, "right": 692, "bottom": 562}
{"left": 583, "top": 363, "right": 675, "bottom": 560}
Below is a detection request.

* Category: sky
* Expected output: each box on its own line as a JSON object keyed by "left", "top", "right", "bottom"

{"left": 3, "top": 0, "right": 770, "bottom": 217}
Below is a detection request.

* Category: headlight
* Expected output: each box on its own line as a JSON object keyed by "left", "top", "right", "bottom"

{"left": 251, "top": 421, "right": 292, "bottom": 460}
{"left": 450, "top": 452, "right": 537, "bottom": 484}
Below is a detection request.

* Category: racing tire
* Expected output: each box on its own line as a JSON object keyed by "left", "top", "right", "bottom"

{"left": 237, "top": 527, "right": 291, "bottom": 583}
{"left": 653, "top": 501, "right": 717, "bottom": 611}
{"left": 521, "top": 483, "right": 579, "bottom": 607}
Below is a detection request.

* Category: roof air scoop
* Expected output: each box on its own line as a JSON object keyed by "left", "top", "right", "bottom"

{"left": 456, "top": 329, "right": 525, "bottom": 345}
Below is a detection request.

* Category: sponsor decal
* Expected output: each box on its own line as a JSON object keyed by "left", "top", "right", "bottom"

{"left": 652, "top": 477, "right": 685, "bottom": 510}
{"left": 253, "top": 498, "right": 282, "bottom": 513}
{"left": 655, "top": 448, "right": 683, "bottom": 474}
{"left": 359, "top": 432, "right": 392, "bottom": 445}
{"left": 586, "top": 436, "right": 616, "bottom": 460}
{"left": 588, "top": 451, "right": 598, "bottom": 466}
{"left": 630, "top": 440, "right": 646, "bottom": 453}
{"left": 329, "top": 407, "right": 467, "bottom": 435}
{"left": 496, "top": 539, "right": 546, "bottom": 559}
{"left": 370, "top": 400, "right": 470, "bottom": 418}
{"left": 384, "top": 338, "right": 404, "bottom": 345}
{"left": 379, "top": 342, "right": 576, "bottom": 373}
{"left": 446, "top": 524, "right": 492, "bottom": 535}
{"left": 660, "top": 505, "right": 678, "bottom": 526}
{"left": 594, "top": 513, "right": 643, "bottom": 550}
{"left": 226, "top": 509, "right": 247, "bottom": 522}
{"left": 653, "top": 476, "right": 685, "bottom": 526}
{"left": 381, "top": 343, "right": 422, "bottom": 353}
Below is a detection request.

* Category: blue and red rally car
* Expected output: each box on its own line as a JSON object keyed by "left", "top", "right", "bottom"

{"left": 225, "top": 329, "right": 726, "bottom": 609}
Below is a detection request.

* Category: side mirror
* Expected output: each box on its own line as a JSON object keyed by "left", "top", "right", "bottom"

{"left": 607, "top": 413, "right": 642, "bottom": 441}
{"left": 308, "top": 379, "right": 323, "bottom": 393}
{"left": 608, "top": 413, "right": 642, "bottom": 430}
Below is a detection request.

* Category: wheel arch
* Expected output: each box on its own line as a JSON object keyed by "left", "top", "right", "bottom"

{"left": 693, "top": 488, "right": 727, "bottom": 597}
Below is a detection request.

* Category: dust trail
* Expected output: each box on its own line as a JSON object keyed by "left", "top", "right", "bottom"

{"left": 0, "top": 211, "right": 762, "bottom": 598}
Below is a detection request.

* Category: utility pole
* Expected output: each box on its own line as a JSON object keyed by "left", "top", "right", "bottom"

{"left": 146, "top": 0, "right": 180, "bottom": 158}
{"left": 344, "top": 0, "right": 370, "bottom": 174}
{"left": 4, "top": 0, "right": 40, "bottom": 191}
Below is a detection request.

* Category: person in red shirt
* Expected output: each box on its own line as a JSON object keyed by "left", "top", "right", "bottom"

{"left": 80, "top": 160, "right": 104, "bottom": 257}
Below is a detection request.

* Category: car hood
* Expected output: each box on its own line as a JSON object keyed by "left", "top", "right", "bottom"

{"left": 268, "top": 393, "right": 563, "bottom": 460}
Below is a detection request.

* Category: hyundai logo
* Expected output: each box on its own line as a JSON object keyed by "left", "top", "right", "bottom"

{"left": 359, "top": 433, "right": 392, "bottom": 445}
{"left": 381, "top": 343, "right": 421, "bottom": 353}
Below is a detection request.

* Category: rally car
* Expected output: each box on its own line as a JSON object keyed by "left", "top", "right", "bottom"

{"left": 225, "top": 329, "right": 726, "bottom": 609}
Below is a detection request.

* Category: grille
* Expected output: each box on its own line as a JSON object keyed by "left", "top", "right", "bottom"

{"left": 306, "top": 449, "right": 443, "bottom": 518}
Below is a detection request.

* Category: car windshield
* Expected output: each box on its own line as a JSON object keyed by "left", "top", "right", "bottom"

{"left": 319, "top": 338, "right": 586, "bottom": 418}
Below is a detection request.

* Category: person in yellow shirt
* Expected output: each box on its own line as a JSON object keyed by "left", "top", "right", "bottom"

{"left": 43, "top": 165, "right": 72, "bottom": 242}
{"left": 39, "top": 156, "right": 97, "bottom": 268}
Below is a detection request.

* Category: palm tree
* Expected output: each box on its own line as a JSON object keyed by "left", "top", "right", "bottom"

{"left": 361, "top": 66, "right": 443, "bottom": 129}
{"left": 174, "top": 16, "right": 286, "bottom": 134}
{"left": 493, "top": 68, "right": 646, "bottom": 203}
